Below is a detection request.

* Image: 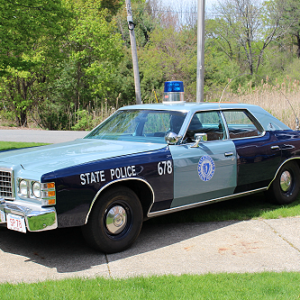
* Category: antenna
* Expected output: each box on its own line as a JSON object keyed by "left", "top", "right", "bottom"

{"left": 219, "top": 79, "right": 232, "bottom": 105}
{"left": 219, "top": 73, "right": 251, "bottom": 106}
{"left": 279, "top": 90, "right": 300, "bottom": 130}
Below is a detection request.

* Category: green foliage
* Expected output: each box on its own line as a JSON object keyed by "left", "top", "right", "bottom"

{"left": 0, "top": 0, "right": 72, "bottom": 126}
{"left": 36, "top": 99, "right": 71, "bottom": 130}
{"left": 1, "top": 0, "right": 300, "bottom": 129}
{"left": 113, "top": 0, "right": 158, "bottom": 105}
{"left": 0, "top": 0, "right": 71, "bottom": 75}
{"left": 63, "top": 0, "right": 123, "bottom": 106}
{"left": 140, "top": 26, "right": 198, "bottom": 102}
{"left": 204, "top": 39, "right": 241, "bottom": 89}
{"left": 278, "top": 0, "right": 300, "bottom": 57}
{"left": 71, "top": 110, "right": 93, "bottom": 131}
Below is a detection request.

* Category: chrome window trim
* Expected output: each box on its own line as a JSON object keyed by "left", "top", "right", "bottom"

{"left": 181, "top": 109, "right": 229, "bottom": 143}
{"left": 180, "top": 108, "right": 267, "bottom": 145}
{"left": 221, "top": 108, "right": 266, "bottom": 140}
{"left": 220, "top": 111, "right": 230, "bottom": 139}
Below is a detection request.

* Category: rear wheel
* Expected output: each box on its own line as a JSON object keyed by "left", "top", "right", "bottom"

{"left": 82, "top": 186, "right": 143, "bottom": 254}
{"left": 267, "top": 162, "right": 300, "bottom": 205}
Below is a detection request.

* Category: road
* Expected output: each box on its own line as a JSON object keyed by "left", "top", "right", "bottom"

{"left": 0, "top": 129, "right": 87, "bottom": 144}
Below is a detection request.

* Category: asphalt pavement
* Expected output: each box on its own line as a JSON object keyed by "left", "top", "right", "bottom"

{"left": 0, "top": 129, "right": 300, "bottom": 283}
{"left": 0, "top": 129, "right": 87, "bottom": 144}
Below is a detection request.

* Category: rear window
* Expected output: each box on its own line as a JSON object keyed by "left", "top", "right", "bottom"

{"left": 223, "top": 110, "right": 264, "bottom": 139}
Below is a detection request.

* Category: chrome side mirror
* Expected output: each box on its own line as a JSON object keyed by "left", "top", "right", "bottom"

{"left": 191, "top": 133, "right": 207, "bottom": 148}
{"left": 165, "top": 132, "right": 182, "bottom": 145}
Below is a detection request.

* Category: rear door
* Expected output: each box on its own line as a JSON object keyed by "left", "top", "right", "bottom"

{"left": 222, "top": 110, "right": 282, "bottom": 193}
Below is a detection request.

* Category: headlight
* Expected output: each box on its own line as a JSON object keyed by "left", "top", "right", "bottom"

{"left": 19, "top": 180, "right": 28, "bottom": 197}
{"left": 18, "top": 179, "right": 56, "bottom": 206}
{"left": 32, "top": 182, "right": 41, "bottom": 198}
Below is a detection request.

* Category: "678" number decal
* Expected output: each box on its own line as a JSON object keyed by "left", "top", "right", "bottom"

{"left": 157, "top": 160, "right": 173, "bottom": 176}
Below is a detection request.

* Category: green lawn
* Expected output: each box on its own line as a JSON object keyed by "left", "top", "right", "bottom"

{"left": 0, "top": 141, "right": 48, "bottom": 151}
{"left": 148, "top": 193, "right": 300, "bottom": 225}
{"left": 1, "top": 273, "right": 300, "bottom": 299}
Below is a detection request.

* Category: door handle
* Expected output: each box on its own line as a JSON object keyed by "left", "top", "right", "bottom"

{"left": 271, "top": 146, "right": 280, "bottom": 150}
{"left": 224, "top": 152, "right": 234, "bottom": 157}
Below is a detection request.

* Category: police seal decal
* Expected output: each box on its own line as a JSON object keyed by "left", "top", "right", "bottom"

{"left": 198, "top": 155, "right": 215, "bottom": 181}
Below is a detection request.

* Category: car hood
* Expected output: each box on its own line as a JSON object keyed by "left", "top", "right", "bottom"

{"left": 0, "top": 139, "right": 166, "bottom": 173}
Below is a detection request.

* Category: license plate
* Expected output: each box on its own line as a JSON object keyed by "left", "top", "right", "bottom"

{"left": 7, "top": 214, "right": 26, "bottom": 233}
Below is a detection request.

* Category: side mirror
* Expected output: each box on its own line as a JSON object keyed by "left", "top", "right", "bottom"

{"left": 165, "top": 132, "right": 182, "bottom": 145}
{"left": 190, "top": 133, "right": 207, "bottom": 148}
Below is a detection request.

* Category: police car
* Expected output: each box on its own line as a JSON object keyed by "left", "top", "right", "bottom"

{"left": 0, "top": 81, "right": 300, "bottom": 254}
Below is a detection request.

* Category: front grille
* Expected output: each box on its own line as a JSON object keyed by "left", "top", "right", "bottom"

{"left": 0, "top": 170, "right": 14, "bottom": 199}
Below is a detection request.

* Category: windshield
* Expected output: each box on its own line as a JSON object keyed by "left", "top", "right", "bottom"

{"left": 85, "top": 109, "right": 187, "bottom": 143}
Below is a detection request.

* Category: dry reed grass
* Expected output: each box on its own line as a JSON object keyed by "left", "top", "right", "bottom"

{"left": 2, "top": 79, "right": 300, "bottom": 130}
{"left": 219, "top": 77, "right": 300, "bottom": 129}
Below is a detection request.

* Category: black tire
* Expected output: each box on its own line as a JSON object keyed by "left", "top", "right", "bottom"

{"left": 267, "top": 162, "right": 300, "bottom": 205}
{"left": 82, "top": 186, "right": 143, "bottom": 254}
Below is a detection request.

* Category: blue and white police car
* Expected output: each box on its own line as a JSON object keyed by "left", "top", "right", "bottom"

{"left": 0, "top": 81, "right": 300, "bottom": 253}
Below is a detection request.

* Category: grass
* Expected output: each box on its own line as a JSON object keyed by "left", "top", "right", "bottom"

{"left": 0, "top": 272, "right": 300, "bottom": 299}
{"left": 0, "top": 141, "right": 48, "bottom": 151}
{"left": 148, "top": 193, "right": 300, "bottom": 225}
{"left": 221, "top": 78, "right": 300, "bottom": 130}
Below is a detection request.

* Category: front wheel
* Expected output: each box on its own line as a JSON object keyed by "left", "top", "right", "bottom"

{"left": 82, "top": 186, "right": 143, "bottom": 254}
{"left": 267, "top": 162, "right": 300, "bottom": 205}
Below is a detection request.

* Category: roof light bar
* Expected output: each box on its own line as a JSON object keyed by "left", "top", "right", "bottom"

{"left": 163, "top": 81, "right": 185, "bottom": 103}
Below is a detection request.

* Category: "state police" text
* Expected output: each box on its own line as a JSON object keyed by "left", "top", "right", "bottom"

{"left": 80, "top": 165, "right": 137, "bottom": 185}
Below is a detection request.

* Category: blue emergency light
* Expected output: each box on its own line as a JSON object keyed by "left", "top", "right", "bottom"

{"left": 163, "top": 81, "right": 185, "bottom": 103}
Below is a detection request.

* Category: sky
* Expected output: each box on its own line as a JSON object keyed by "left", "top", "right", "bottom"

{"left": 160, "top": 0, "right": 219, "bottom": 20}
{"left": 162, "top": 0, "right": 218, "bottom": 10}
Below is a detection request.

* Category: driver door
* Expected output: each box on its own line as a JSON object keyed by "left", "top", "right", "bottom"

{"left": 169, "top": 110, "right": 237, "bottom": 208}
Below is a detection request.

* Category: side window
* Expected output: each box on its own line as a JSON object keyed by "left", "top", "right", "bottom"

{"left": 222, "top": 110, "right": 263, "bottom": 139}
{"left": 184, "top": 111, "right": 226, "bottom": 142}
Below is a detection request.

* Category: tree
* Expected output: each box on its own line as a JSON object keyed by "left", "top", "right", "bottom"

{"left": 66, "top": 0, "right": 123, "bottom": 106}
{"left": 211, "top": 0, "right": 285, "bottom": 75}
{"left": 279, "top": 0, "right": 300, "bottom": 58}
{"left": 113, "top": 0, "right": 159, "bottom": 106}
{"left": 0, "top": 0, "right": 70, "bottom": 75}
{"left": 140, "top": 26, "right": 198, "bottom": 101}
{"left": 0, "top": 0, "right": 124, "bottom": 128}
{"left": 35, "top": 0, "right": 124, "bottom": 129}
{"left": 0, "top": 0, "right": 71, "bottom": 126}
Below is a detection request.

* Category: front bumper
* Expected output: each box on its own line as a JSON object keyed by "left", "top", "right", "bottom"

{"left": 0, "top": 198, "right": 57, "bottom": 232}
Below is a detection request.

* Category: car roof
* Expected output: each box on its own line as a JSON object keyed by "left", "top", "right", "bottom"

{"left": 120, "top": 102, "right": 260, "bottom": 113}
{"left": 119, "top": 102, "right": 291, "bottom": 131}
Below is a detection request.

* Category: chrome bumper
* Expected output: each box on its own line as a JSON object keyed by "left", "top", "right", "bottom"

{"left": 0, "top": 198, "right": 57, "bottom": 232}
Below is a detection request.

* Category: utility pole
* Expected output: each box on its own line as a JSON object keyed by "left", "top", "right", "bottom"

{"left": 125, "top": 0, "right": 142, "bottom": 104}
{"left": 196, "top": 0, "right": 205, "bottom": 103}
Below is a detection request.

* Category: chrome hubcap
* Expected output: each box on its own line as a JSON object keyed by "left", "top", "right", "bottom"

{"left": 280, "top": 171, "right": 292, "bottom": 192}
{"left": 106, "top": 205, "right": 127, "bottom": 235}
